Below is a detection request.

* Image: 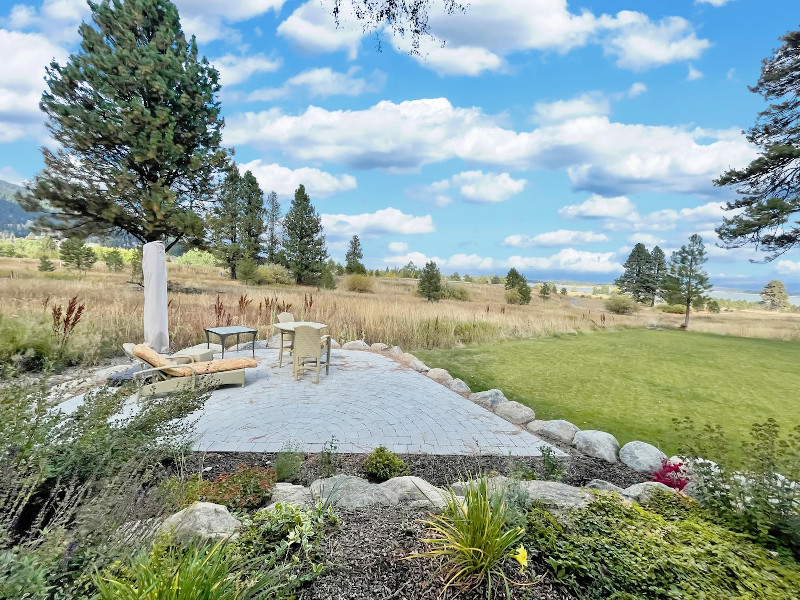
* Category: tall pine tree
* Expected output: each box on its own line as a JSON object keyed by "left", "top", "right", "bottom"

{"left": 647, "top": 246, "right": 667, "bottom": 306}
{"left": 615, "top": 243, "right": 653, "bottom": 303}
{"left": 345, "top": 235, "right": 366, "bottom": 274}
{"left": 662, "top": 234, "right": 713, "bottom": 328}
{"left": 239, "top": 171, "right": 267, "bottom": 263}
{"left": 418, "top": 261, "right": 442, "bottom": 301}
{"left": 21, "top": 0, "right": 227, "bottom": 251}
{"left": 208, "top": 169, "right": 243, "bottom": 279}
{"left": 283, "top": 185, "right": 328, "bottom": 285}
{"left": 264, "top": 190, "right": 282, "bottom": 264}
{"left": 761, "top": 280, "right": 790, "bottom": 311}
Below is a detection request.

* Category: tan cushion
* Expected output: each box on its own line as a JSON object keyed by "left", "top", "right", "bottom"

{"left": 185, "top": 357, "right": 258, "bottom": 375}
{"left": 133, "top": 343, "right": 192, "bottom": 376}
{"left": 133, "top": 344, "right": 257, "bottom": 377}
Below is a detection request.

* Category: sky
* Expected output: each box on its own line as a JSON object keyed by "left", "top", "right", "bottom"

{"left": 1, "top": 0, "right": 799, "bottom": 288}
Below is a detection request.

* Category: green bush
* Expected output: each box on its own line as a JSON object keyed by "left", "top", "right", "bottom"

{"left": 440, "top": 282, "right": 470, "bottom": 301}
{"left": 0, "top": 315, "right": 58, "bottom": 373}
{"left": 344, "top": 273, "right": 375, "bottom": 293}
{"left": 256, "top": 263, "right": 293, "bottom": 286}
{"left": 236, "top": 256, "right": 259, "bottom": 284}
{"left": 274, "top": 442, "right": 304, "bottom": 482}
{"left": 173, "top": 248, "right": 216, "bottom": 266}
{"left": 411, "top": 477, "right": 527, "bottom": 598}
{"left": 603, "top": 294, "right": 639, "bottom": 315}
{"left": 362, "top": 446, "right": 409, "bottom": 481}
{"left": 707, "top": 299, "right": 721, "bottom": 313}
{"left": 504, "top": 287, "right": 523, "bottom": 305}
{"left": 658, "top": 303, "right": 686, "bottom": 314}
{"left": 525, "top": 491, "right": 800, "bottom": 599}
{"left": 0, "top": 548, "right": 53, "bottom": 600}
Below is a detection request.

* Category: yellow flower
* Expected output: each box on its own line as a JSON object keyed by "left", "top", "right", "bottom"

{"left": 512, "top": 545, "right": 528, "bottom": 573}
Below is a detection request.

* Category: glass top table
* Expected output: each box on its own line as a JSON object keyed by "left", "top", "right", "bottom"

{"left": 204, "top": 325, "right": 258, "bottom": 358}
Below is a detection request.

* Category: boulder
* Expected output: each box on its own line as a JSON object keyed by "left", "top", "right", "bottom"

{"left": 534, "top": 420, "right": 580, "bottom": 445}
{"left": 343, "top": 340, "right": 370, "bottom": 350}
{"left": 584, "top": 479, "right": 627, "bottom": 495}
{"left": 619, "top": 441, "right": 667, "bottom": 474}
{"left": 516, "top": 480, "right": 593, "bottom": 512}
{"left": 269, "top": 482, "right": 313, "bottom": 507}
{"left": 449, "top": 475, "right": 511, "bottom": 497}
{"left": 329, "top": 339, "right": 341, "bottom": 348}
{"left": 427, "top": 368, "right": 453, "bottom": 385}
{"left": 573, "top": 430, "right": 620, "bottom": 463}
{"left": 380, "top": 476, "right": 447, "bottom": 509}
{"left": 469, "top": 389, "right": 508, "bottom": 410}
{"left": 623, "top": 481, "right": 676, "bottom": 503}
{"left": 370, "top": 343, "right": 390, "bottom": 352}
{"left": 448, "top": 378, "right": 471, "bottom": 394}
{"left": 494, "top": 401, "right": 536, "bottom": 426}
{"left": 409, "top": 359, "right": 430, "bottom": 373}
{"left": 388, "top": 346, "right": 404, "bottom": 358}
{"left": 310, "top": 475, "right": 399, "bottom": 509}
{"left": 231, "top": 339, "right": 272, "bottom": 351}
{"left": 400, "top": 352, "right": 417, "bottom": 364}
{"left": 157, "top": 502, "right": 241, "bottom": 546}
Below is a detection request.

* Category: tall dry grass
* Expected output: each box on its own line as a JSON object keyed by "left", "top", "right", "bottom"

{"left": 3, "top": 257, "right": 798, "bottom": 368}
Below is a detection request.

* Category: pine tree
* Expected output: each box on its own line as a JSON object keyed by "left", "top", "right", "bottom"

{"left": 504, "top": 268, "right": 531, "bottom": 304}
{"left": 615, "top": 243, "right": 653, "bottom": 303}
{"left": 320, "top": 259, "right": 337, "bottom": 289}
{"left": 761, "top": 280, "right": 790, "bottom": 311}
{"left": 208, "top": 169, "right": 244, "bottom": 279}
{"left": 21, "top": 0, "right": 227, "bottom": 250}
{"left": 560, "top": 287, "right": 568, "bottom": 296}
{"left": 647, "top": 246, "right": 667, "bottom": 306}
{"left": 240, "top": 171, "right": 267, "bottom": 264}
{"left": 715, "top": 30, "right": 800, "bottom": 259}
{"left": 539, "top": 282, "right": 551, "bottom": 301}
{"left": 236, "top": 255, "right": 259, "bottom": 285}
{"left": 104, "top": 248, "right": 124, "bottom": 272}
{"left": 662, "top": 234, "right": 713, "bottom": 328}
{"left": 345, "top": 235, "right": 366, "bottom": 274}
{"left": 60, "top": 237, "right": 97, "bottom": 272}
{"left": 283, "top": 184, "right": 328, "bottom": 285}
{"left": 264, "top": 190, "right": 282, "bottom": 264}
{"left": 38, "top": 256, "right": 56, "bottom": 272}
{"left": 418, "top": 261, "right": 442, "bottom": 301}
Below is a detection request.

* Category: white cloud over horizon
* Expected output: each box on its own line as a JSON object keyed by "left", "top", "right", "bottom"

{"left": 322, "top": 207, "right": 435, "bottom": 239}
{"left": 504, "top": 230, "right": 610, "bottom": 247}
{"left": 239, "top": 159, "right": 357, "bottom": 198}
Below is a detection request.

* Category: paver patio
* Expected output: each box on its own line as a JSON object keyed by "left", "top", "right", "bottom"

{"left": 190, "top": 348, "right": 562, "bottom": 456}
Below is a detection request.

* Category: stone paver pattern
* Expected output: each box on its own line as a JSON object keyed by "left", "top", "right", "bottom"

{"left": 192, "top": 348, "right": 562, "bottom": 456}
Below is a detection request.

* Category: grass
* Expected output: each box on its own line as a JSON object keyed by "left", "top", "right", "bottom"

{"left": 417, "top": 329, "right": 800, "bottom": 463}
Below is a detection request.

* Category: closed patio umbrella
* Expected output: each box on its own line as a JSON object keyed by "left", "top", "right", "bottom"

{"left": 143, "top": 241, "right": 169, "bottom": 352}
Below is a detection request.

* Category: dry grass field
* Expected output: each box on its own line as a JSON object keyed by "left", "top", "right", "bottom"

{"left": 2, "top": 255, "right": 800, "bottom": 369}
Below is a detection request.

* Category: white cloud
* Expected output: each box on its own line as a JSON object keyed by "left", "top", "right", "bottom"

{"left": 277, "top": 0, "right": 368, "bottom": 60}
{"left": 602, "top": 13, "right": 710, "bottom": 71}
{"left": 0, "top": 165, "right": 25, "bottom": 184}
{"left": 177, "top": 0, "right": 286, "bottom": 41}
{"left": 628, "top": 82, "right": 647, "bottom": 97}
{"left": 388, "top": 241, "right": 408, "bottom": 253}
{"left": 322, "top": 207, "right": 435, "bottom": 238}
{"left": 533, "top": 93, "right": 610, "bottom": 124}
{"left": 687, "top": 64, "right": 704, "bottom": 81}
{"left": 559, "top": 195, "right": 637, "bottom": 219}
{"left": 628, "top": 233, "right": 665, "bottom": 245}
{"left": 696, "top": 0, "right": 736, "bottom": 6}
{"left": 422, "top": 171, "right": 527, "bottom": 204}
{"left": 777, "top": 260, "right": 800, "bottom": 275}
{"left": 727, "top": 67, "right": 737, "bottom": 80}
{"left": 8, "top": 4, "right": 37, "bottom": 28}
{"left": 213, "top": 53, "right": 281, "bottom": 87}
{"left": 239, "top": 159, "right": 357, "bottom": 198}
{"left": 504, "top": 230, "right": 610, "bottom": 247}
{"left": 226, "top": 98, "right": 756, "bottom": 196}
{"left": 508, "top": 248, "right": 623, "bottom": 273}
{"left": 247, "top": 67, "right": 384, "bottom": 101}
{"left": 0, "top": 29, "right": 68, "bottom": 142}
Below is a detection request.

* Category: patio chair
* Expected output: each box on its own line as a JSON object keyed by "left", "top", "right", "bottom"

{"left": 124, "top": 343, "right": 257, "bottom": 398}
{"left": 292, "top": 325, "right": 331, "bottom": 384}
{"left": 277, "top": 312, "right": 295, "bottom": 367}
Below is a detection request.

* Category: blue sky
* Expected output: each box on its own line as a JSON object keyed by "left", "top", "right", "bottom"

{"left": 1, "top": 0, "right": 799, "bottom": 288}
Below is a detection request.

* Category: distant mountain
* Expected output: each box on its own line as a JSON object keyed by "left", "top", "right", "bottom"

{"left": 0, "top": 179, "right": 35, "bottom": 236}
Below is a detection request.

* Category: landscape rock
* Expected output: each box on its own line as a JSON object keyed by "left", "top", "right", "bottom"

{"left": 329, "top": 339, "right": 341, "bottom": 348}
{"left": 469, "top": 389, "right": 508, "bottom": 410}
{"left": 494, "top": 401, "right": 536, "bottom": 425}
{"left": 342, "top": 340, "right": 370, "bottom": 350}
{"left": 310, "top": 475, "right": 399, "bottom": 509}
{"left": 380, "top": 476, "right": 447, "bottom": 509}
{"left": 268, "top": 482, "right": 313, "bottom": 507}
{"left": 516, "top": 480, "right": 593, "bottom": 512}
{"left": 448, "top": 378, "right": 471, "bottom": 394}
{"left": 409, "top": 359, "right": 430, "bottom": 373}
{"left": 533, "top": 420, "right": 580, "bottom": 445}
{"left": 370, "top": 343, "right": 390, "bottom": 352}
{"left": 427, "top": 368, "right": 453, "bottom": 385}
{"left": 584, "top": 479, "right": 627, "bottom": 495}
{"left": 619, "top": 441, "right": 667, "bottom": 473}
{"left": 388, "top": 346, "right": 404, "bottom": 358}
{"left": 157, "top": 502, "right": 241, "bottom": 546}
{"left": 91, "top": 363, "right": 135, "bottom": 384}
{"left": 623, "top": 481, "right": 677, "bottom": 503}
{"left": 449, "top": 475, "right": 511, "bottom": 497}
{"left": 573, "top": 430, "right": 620, "bottom": 463}
{"left": 231, "top": 339, "right": 272, "bottom": 351}
{"left": 266, "top": 334, "right": 282, "bottom": 348}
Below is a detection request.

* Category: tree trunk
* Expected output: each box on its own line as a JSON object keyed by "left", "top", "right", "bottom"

{"left": 684, "top": 302, "right": 691, "bottom": 328}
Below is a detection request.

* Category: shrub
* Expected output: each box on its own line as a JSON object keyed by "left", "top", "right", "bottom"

{"left": 439, "top": 282, "right": 470, "bottom": 301}
{"left": 38, "top": 256, "right": 55, "bottom": 272}
{"left": 319, "top": 268, "right": 336, "bottom": 290}
{"left": 707, "top": 299, "right": 721, "bottom": 313}
{"left": 603, "top": 294, "right": 639, "bottom": 315}
{"left": 274, "top": 442, "right": 304, "bottom": 482}
{"left": 173, "top": 248, "right": 216, "bottom": 266}
{"left": 525, "top": 491, "right": 800, "bottom": 599}
{"left": 363, "top": 446, "right": 409, "bottom": 481}
{"left": 256, "top": 263, "right": 293, "bottom": 286}
{"left": 164, "top": 465, "right": 277, "bottom": 511}
{"left": 410, "top": 477, "right": 527, "bottom": 598}
{"left": 658, "top": 303, "right": 686, "bottom": 314}
{"left": 651, "top": 458, "right": 689, "bottom": 491}
{"left": 104, "top": 248, "right": 125, "bottom": 272}
{"left": 344, "top": 273, "right": 375, "bottom": 293}
{"left": 538, "top": 445, "right": 564, "bottom": 481}
{"left": 236, "top": 256, "right": 259, "bottom": 285}
{"left": 504, "top": 287, "right": 522, "bottom": 305}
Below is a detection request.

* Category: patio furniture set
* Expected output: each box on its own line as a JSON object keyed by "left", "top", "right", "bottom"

{"left": 125, "top": 313, "right": 332, "bottom": 397}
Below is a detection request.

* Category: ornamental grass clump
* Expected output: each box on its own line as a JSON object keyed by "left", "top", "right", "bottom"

{"left": 410, "top": 476, "right": 527, "bottom": 599}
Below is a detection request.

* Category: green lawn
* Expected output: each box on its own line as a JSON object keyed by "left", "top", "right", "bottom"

{"left": 416, "top": 329, "right": 800, "bottom": 463}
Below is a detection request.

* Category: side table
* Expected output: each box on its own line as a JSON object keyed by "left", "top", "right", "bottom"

{"left": 205, "top": 326, "right": 258, "bottom": 358}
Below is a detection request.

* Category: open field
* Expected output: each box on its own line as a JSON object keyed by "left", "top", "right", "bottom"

{"left": 417, "top": 329, "right": 800, "bottom": 464}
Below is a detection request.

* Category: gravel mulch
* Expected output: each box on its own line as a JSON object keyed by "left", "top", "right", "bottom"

{"left": 297, "top": 505, "right": 577, "bottom": 600}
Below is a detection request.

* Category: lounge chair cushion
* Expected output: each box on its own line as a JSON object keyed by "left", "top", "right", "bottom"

{"left": 133, "top": 344, "right": 256, "bottom": 377}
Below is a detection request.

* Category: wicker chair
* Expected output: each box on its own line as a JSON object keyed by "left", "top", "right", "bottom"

{"left": 292, "top": 325, "right": 331, "bottom": 383}
{"left": 277, "top": 312, "right": 295, "bottom": 367}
